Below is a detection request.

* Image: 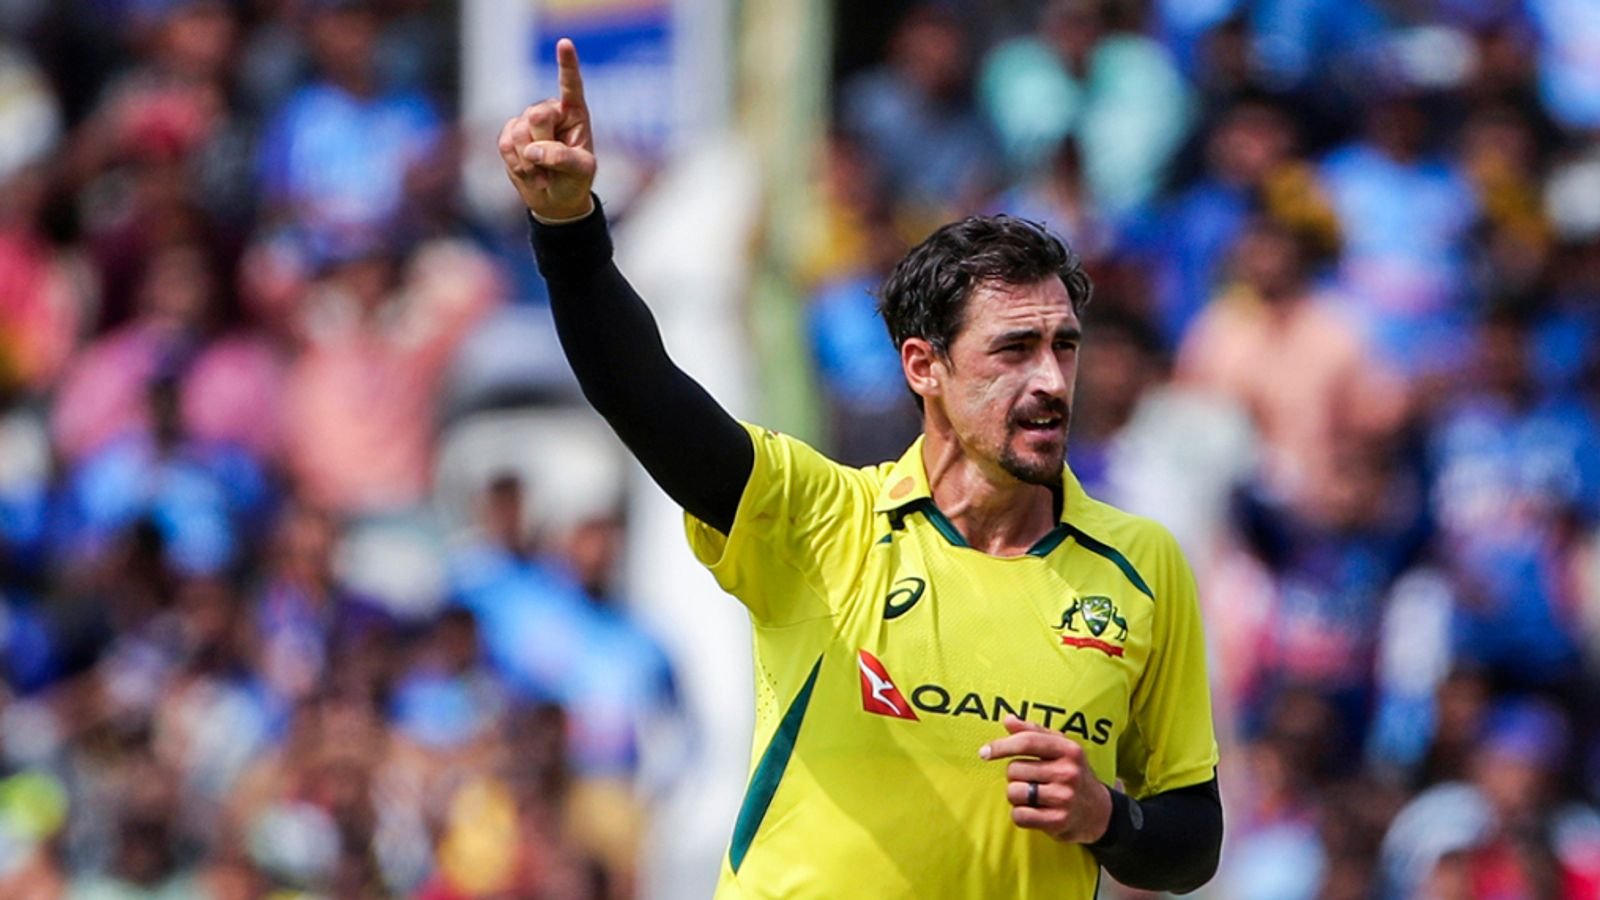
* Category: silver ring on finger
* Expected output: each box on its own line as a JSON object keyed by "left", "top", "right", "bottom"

{"left": 1027, "top": 781, "right": 1040, "bottom": 808}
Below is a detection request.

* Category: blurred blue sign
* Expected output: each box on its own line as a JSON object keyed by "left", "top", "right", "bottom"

{"left": 533, "top": 0, "right": 676, "bottom": 157}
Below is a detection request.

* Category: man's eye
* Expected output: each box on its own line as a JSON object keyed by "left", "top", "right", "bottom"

{"left": 1054, "top": 341, "right": 1079, "bottom": 352}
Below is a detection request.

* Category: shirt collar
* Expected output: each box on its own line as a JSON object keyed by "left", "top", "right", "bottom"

{"left": 871, "top": 435, "right": 1088, "bottom": 524}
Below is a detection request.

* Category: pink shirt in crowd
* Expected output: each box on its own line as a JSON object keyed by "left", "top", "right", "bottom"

{"left": 52, "top": 324, "right": 285, "bottom": 462}
{"left": 282, "top": 241, "right": 499, "bottom": 515}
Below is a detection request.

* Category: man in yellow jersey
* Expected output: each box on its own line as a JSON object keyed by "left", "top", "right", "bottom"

{"left": 501, "top": 39, "right": 1222, "bottom": 898}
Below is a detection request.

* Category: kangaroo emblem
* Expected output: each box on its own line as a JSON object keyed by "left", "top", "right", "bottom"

{"left": 1056, "top": 595, "right": 1127, "bottom": 641}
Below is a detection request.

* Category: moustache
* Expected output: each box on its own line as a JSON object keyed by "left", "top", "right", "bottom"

{"left": 1008, "top": 399, "right": 1070, "bottom": 426}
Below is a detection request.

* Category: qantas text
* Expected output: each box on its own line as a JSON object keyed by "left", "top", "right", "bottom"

{"left": 907, "top": 683, "right": 1115, "bottom": 745}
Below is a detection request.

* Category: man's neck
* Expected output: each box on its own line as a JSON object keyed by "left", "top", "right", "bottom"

{"left": 921, "top": 428, "right": 1059, "bottom": 557}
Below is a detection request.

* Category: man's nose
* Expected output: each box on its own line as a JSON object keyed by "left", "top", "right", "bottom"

{"left": 1030, "top": 355, "right": 1069, "bottom": 397}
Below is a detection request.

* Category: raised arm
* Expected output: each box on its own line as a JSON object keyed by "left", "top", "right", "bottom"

{"left": 498, "top": 39, "right": 752, "bottom": 533}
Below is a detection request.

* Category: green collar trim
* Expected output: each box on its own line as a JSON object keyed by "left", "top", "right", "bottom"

{"left": 908, "top": 499, "right": 970, "bottom": 549}
{"left": 1060, "top": 524, "right": 1154, "bottom": 600}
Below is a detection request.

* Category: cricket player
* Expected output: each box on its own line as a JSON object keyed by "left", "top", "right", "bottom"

{"left": 500, "top": 39, "right": 1222, "bottom": 898}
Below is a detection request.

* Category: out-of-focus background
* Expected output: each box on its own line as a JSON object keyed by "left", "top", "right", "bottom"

{"left": 0, "top": 0, "right": 1598, "bottom": 897}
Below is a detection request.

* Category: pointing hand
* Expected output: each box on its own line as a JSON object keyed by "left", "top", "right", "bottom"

{"left": 498, "top": 38, "right": 597, "bottom": 220}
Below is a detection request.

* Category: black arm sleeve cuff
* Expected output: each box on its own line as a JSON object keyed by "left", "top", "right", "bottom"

{"left": 1088, "top": 788, "right": 1138, "bottom": 851}
{"left": 527, "top": 196, "right": 752, "bottom": 533}
{"left": 1087, "top": 776, "right": 1222, "bottom": 895}
{"left": 530, "top": 196, "right": 614, "bottom": 282}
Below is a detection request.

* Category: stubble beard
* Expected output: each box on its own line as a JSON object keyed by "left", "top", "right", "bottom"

{"left": 993, "top": 391, "right": 1072, "bottom": 485}
{"left": 998, "top": 428, "right": 1068, "bottom": 486}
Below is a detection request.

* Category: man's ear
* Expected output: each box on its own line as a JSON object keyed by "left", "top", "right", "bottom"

{"left": 902, "top": 337, "right": 945, "bottom": 405}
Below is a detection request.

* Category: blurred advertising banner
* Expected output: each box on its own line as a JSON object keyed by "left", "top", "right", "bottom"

{"left": 534, "top": 0, "right": 674, "bottom": 154}
{"left": 461, "top": 0, "right": 730, "bottom": 214}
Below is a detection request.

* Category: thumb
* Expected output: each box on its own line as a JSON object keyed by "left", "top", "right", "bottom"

{"left": 522, "top": 140, "right": 596, "bottom": 177}
{"left": 1002, "top": 714, "right": 1047, "bottom": 735}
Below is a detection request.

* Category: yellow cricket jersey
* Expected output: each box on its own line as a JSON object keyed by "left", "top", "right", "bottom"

{"left": 685, "top": 423, "right": 1219, "bottom": 899}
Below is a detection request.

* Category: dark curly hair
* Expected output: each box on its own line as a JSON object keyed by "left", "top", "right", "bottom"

{"left": 877, "top": 215, "right": 1093, "bottom": 358}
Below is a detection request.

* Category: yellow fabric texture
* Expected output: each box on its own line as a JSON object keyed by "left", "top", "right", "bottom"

{"left": 685, "top": 423, "right": 1218, "bottom": 899}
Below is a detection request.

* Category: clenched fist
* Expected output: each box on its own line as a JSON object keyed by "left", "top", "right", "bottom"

{"left": 498, "top": 38, "right": 597, "bottom": 221}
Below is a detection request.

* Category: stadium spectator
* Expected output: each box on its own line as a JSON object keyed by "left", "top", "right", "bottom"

{"left": 81, "top": 0, "right": 253, "bottom": 232}
{"left": 1427, "top": 309, "right": 1594, "bottom": 692}
{"left": 249, "top": 503, "right": 394, "bottom": 714}
{"left": 1067, "top": 309, "right": 1167, "bottom": 499}
{"left": 60, "top": 374, "right": 271, "bottom": 577}
{"left": 839, "top": 5, "right": 998, "bottom": 220}
{"left": 52, "top": 241, "right": 284, "bottom": 464}
{"left": 1457, "top": 107, "right": 1554, "bottom": 304}
{"left": 280, "top": 240, "right": 496, "bottom": 515}
{"left": 1218, "top": 734, "right": 1327, "bottom": 900}
{"left": 991, "top": 138, "right": 1114, "bottom": 268}
{"left": 255, "top": 0, "right": 444, "bottom": 265}
{"left": 1229, "top": 439, "right": 1431, "bottom": 752}
{"left": 1066, "top": 306, "right": 1255, "bottom": 564}
{"left": 805, "top": 208, "right": 923, "bottom": 466}
{"left": 0, "top": 163, "right": 83, "bottom": 395}
{"left": 1381, "top": 699, "right": 1600, "bottom": 897}
{"left": 447, "top": 475, "right": 584, "bottom": 691}
{"left": 1177, "top": 217, "right": 1405, "bottom": 505}
{"left": 1318, "top": 90, "right": 1479, "bottom": 376}
{"left": 1126, "top": 93, "right": 1300, "bottom": 345}
{"left": 553, "top": 513, "right": 683, "bottom": 780}
{"left": 979, "top": 0, "right": 1192, "bottom": 216}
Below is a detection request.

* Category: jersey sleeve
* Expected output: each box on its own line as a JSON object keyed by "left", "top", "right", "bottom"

{"left": 1116, "top": 526, "right": 1219, "bottom": 798}
{"left": 683, "top": 422, "right": 878, "bottom": 626}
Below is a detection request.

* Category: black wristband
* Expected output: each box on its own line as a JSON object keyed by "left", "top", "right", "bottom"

{"left": 528, "top": 193, "right": 612, "bottom": 282}
{"left": 1088, "top": 788, "right": 1139, "bottom": 851}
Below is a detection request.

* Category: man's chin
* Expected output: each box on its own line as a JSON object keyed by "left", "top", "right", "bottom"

{"left": 999, "top": 447, "right": 1064, "bottom": 487}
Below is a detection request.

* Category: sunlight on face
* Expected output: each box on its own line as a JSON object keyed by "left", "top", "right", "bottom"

{"left": 936, "top": 277, "right": 1081, "bottom": 485}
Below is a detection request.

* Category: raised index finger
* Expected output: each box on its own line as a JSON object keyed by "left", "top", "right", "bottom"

{"left": 556, "top": 38, "right": 586, "bottom": 108}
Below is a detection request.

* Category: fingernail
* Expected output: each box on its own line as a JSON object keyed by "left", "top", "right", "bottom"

{"left": 526, "top": 146, "right": 543, "bottom": 163}
{"left": 978, "top": 745, "right": 991, "bottom": 760}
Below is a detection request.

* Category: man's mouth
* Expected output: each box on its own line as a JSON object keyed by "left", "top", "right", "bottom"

{"left": 1013, "top": 410, "right": 1068, "bottom": 434}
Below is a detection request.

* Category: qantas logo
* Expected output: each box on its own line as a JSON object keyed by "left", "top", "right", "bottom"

{"left": 854, "top": 649, "right": 1118, "bottom": 742}
{"left": 857, "top": 650, "right": 918, "bottom": 720}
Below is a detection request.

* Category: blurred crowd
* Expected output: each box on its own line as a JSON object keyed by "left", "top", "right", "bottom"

{"left": 0, "top": 1, "right": 682, "bottom": 897}
{"left": 810, "top": 0, "right": 1600, "bottom": 897}
{"left": 8, "top": 0, "right": 1600, "bottom": 896}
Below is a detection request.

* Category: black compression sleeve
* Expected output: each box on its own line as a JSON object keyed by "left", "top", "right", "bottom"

{"left": 529, "top": 198, "right": 752, "bottom": 534}
{"left": 1088, "top": 776, "right": 1223, "bottom": 894}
